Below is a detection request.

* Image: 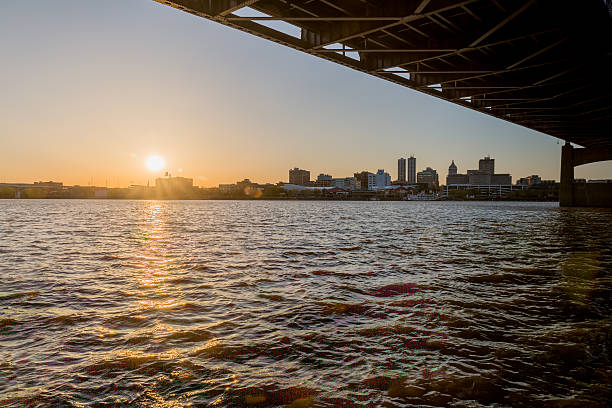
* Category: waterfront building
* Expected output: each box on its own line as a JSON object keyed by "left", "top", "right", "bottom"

{"left": 517, "top": 175, "right": 542, "bottom": 186}
{"left": 315, "top": 173, "right": 332, "bottom": 187}
{"left": 289, "top": 168, "right": 310, "bottom": 186}
{"left": 417, "top": 167, "right": 439, "bottom": 188}
{"left": 447, "top": 174, "right": 469, "bottom": 185}
{"left": 155, "top": 176, "right": 193, "bottom": 191}
{"left": 397, "top": 158, "right": 406, "bottom": 182}
{"left": 446, "top": 161, "right": 468, "bottom": 185}
{"left": 444, "top": 184, "right": 527, "bottom": 198}
{"left": 407, "top": 156, "right": 416, "bottom": 184}
{"left": 34, "top": 181, "right": 63, "bottom": 188}
{"left": 446, "top": 157, "right": 511, "bottom": 186}
{"left": 467, "top": 170, "right": 491, "bottom": 185}
{"left": 236, "top": 179, "right": 257, "bottom": 190}
{"left": 219, "top": 184, "right": 237, "bottom": 193}
{"left": 375, "top": 169, "right": 392, "bottom": 189}
{"left": 289, "top": 168, "right": 310, "bottom": 185}
{"left": 94, "top": 188, "right": 109, "bottom": 198}
{"left": 331, "top": 177, "right": 357, "bottom": 190}
{"left": 479, "top": 156, "right": 495, "bottom": 175}
{"left": 354, "top": 171, "right": 376, "bottom": 191}
{"left": 491, "top": 174, "right": 512, "bottom": 185}
{"left": 448, "top": 160, "right": 457, "bottom": 176}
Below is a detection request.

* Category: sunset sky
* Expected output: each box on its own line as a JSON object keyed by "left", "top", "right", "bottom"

{"left": 1, "top": 0, "right": 610, "bottom": 187}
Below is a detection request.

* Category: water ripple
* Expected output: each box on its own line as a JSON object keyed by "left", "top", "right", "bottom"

{"left": 0, "top": 200, "right": 610, "bottom": 407}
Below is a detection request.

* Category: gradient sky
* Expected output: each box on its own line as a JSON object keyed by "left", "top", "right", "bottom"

{"left": 1, "top": 0, "right": 610, "bottom": 187}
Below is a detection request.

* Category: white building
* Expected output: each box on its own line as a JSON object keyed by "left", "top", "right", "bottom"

{"left": 366, "top": 173, "right": 376, "bottom": 190}
{"left": 375, "top": 169, "right": 391, "bottom": 189}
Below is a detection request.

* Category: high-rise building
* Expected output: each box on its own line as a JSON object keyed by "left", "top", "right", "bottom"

{"left": 397, "top": 158, "right": 406, "bottom": 182}
{"left": 407, "top": 156, "right": 416, "bottom": 184}
{"left": 417, "top": 167, "right": 439, "bottom": 188}
{"left": 479, "top": 156, "right": 495, "bottom": 175}
{"left": 289, "top": 168, "right": 310, "bottom": 186}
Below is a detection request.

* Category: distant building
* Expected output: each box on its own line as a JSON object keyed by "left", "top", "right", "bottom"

{"left": 375, "top": 169, "right": 392, "bottom": 189}
{"left": 219, "top": 184, "right": 237, "bottom": 193}
{"left": 417, "top": 167, "right": 439, "bottom": 188}
{"left": 446, "top": 161, "right": 467, "bottom": 184}
{"left": 331, "top": 177, "right": 357, "bottom": 190}
{"left": 491, "top": 174, "right": 512, "bottom": 185}
{"left": 447, "top": 174, "right": 469, "bottom": 185}
{"left": 397, "top": 158, "right": 406, "bottom": 182}
{"left": 517, "top": 175, "right": 542, "bottom": 186}
{"left": 236, "top": 179, "right": 257, "bottom": 190}
{"left": 446, "top": 157, "right": 511, "bottom": 186}
{"left": 354, "top": 171, "right": 376, "bottom": 191}
{"left": 156, "top": 176, "right": 193, "bottom": 191}
{"left": 94, "top": 188, "right": 109, "bottom": 198}
{"left": 315, "top": 173, "right": 332, "bottom": 187}
{"left": 467, "top": 170, "right": 491, "bottom": 185}
{"left": 34, "top": 181, "right": 63, "bottom": 188}
{"left": 444, "top": 184, "right": 527, "bottom": 198}
{"left": 479, "top": 156, "right": 495, "bottom": 175}
{"left": 448, "top": 160, "right": 457, "bottom": 176}
{"left": 407, "top": 156, "right": 416, "bottom": 184}
{"left": 289, "top": 168, "right": 310, "bottom": 186}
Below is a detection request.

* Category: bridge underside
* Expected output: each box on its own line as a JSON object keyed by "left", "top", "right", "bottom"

{"left": 155, "top": 0, "right": 612, "bottom": 205}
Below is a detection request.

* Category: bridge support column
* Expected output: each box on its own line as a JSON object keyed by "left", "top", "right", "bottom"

{"left": 559, "top": 142, "right": 612, "bottom": 207}
{"left": 559, "top": 142, "right": 574, "bottom": 207}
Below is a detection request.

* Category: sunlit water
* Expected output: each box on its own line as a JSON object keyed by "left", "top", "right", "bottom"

{"left": 1, "top": 200, "right": 610, "bottom": 407}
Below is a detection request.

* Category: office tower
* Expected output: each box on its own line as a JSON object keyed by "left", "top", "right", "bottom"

{"left": 397, "top": 158, "right": 406, "bottom": 182}
{"left": 407, "top": 156, "right": 416, "bottom": 184}
{"left": 479, "top": 156, "right": 495, "bottom": 175}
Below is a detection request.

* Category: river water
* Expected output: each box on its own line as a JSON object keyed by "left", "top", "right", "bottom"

{"left": 0, "top": 200, "right": 610, "bottom": 407}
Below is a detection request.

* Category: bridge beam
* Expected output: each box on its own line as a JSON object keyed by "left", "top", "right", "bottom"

{"left": 559, "top": 142, "right": 612, "bottom": 207}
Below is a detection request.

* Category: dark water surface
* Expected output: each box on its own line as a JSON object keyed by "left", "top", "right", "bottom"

{"left": 1, "top": 200, "right": 610, "bottom": 407}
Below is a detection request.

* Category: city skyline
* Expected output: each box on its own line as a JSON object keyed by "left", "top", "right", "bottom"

{"left": 1, "top": 1, "right": 611, "bottom": 188}
{"left": 2, "top": 151, "right": 585, "bottom": 191}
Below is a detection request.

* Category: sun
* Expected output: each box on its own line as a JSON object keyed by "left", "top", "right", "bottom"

{"left": 146, "top": 155, "right": 166, "bottom": 172}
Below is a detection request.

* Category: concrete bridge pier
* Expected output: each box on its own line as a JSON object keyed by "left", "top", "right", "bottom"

{"left": 560, "top": 142, "right": 612, "bottom": 207}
